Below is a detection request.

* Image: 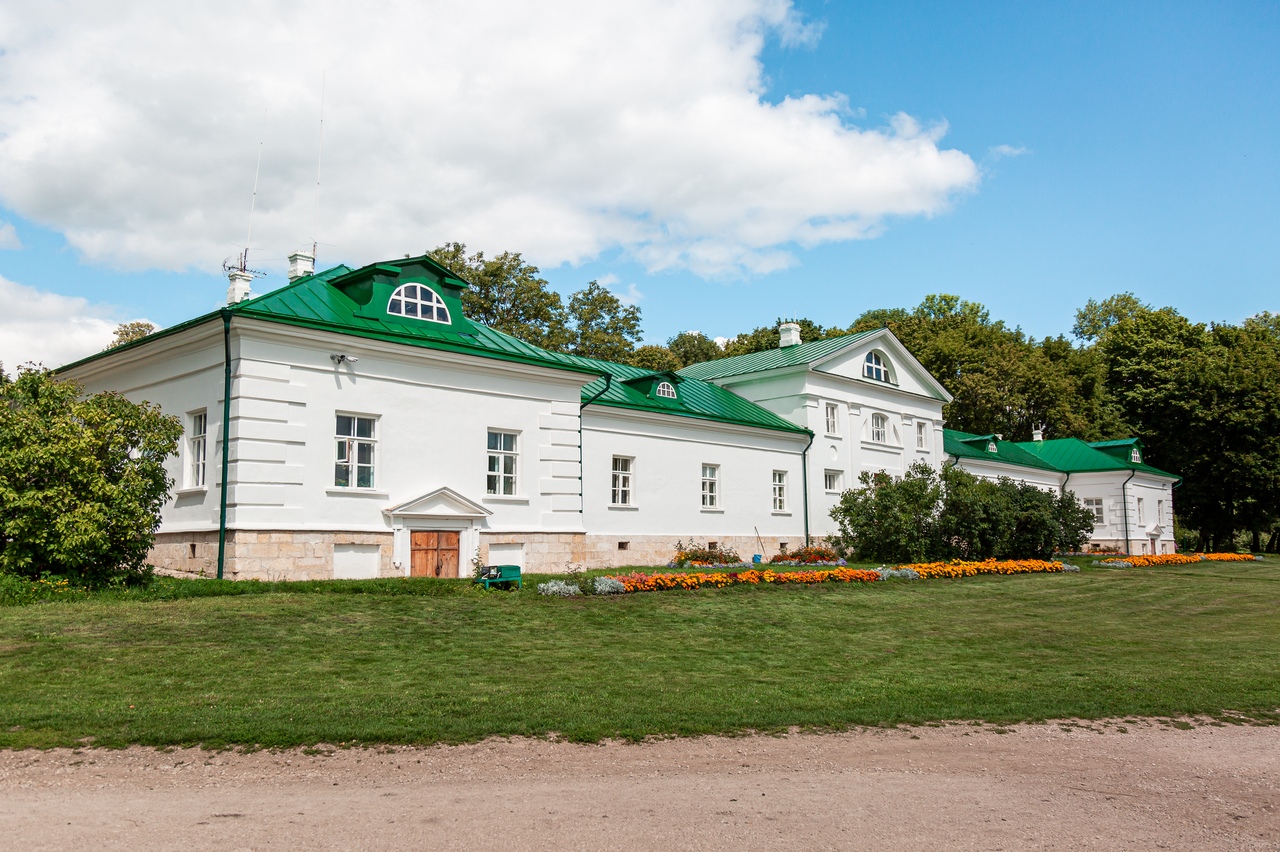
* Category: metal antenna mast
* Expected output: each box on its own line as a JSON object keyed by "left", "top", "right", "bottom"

{"left": 242, "top": 141, "right": 264, "bottom": 272}
{"left": 313, "top": 71, "right": 326, "bottom": 264}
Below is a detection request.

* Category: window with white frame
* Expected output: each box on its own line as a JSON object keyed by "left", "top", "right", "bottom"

{"left": 486, "top": 431, "right": 519, "bottom": 496}
{"left": 1137, "top": 497, "right": 1146, "bottom": 525}
{"left": 335, "top": 414, "right": 377, "bottom": 488}
{"left": 387, "top": 283, "right": 450, "bottom": 323}
{"left": 871, "top": 413, "right": 888, "bottom": 443}
{"left": 864, "top": 351, "right": 890, "bottom": 382}
{"left": 611, "top": 456, "right": 633, "bottom": 505}
{"left": 655, "top": 381, "right": 677, "bottom": 399}
{"left": 1157, "top": 500, "right": 1164, "bottom": 524}
{"left": 1083, "top": 497, "right": 1104, "bottom": 525}
{"left": 916, "top": 421, "right": 927, "bottom": 449}
{"left": 701, "top": 464, "right": 719, "bottom": 508}
{"left": 772, "top": 471, "right": 787, "bottom": 512}
{"left": 188, "top": 411, "right": 207, "bottom": 488}
{"left": 1130, "top": 447, "right": 1141, "bottom": 463}
{"left": 825, "top": 402, "right": 838, "bottom": 435}
{"left": 824, "top": 470, "right": 841, "bottom": 492}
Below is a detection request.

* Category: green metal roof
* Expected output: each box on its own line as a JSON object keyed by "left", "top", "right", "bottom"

{"left": 1015, "top": 437, "right": 1179, "bottom": 480}
{"left": 676, "top": 332, "right": 876, "bottom": 381}
{"left": 561, "top": 354, "right": 810, "bottom": 435}
{"left": 943, "top": 430, "right": 1063, "bottom": 472}
{"left": 61, "top": 255, "right": 808, "bottom": 437}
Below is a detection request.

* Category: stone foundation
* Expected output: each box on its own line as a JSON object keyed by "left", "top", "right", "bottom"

{"left": 148, "top": 530, "right": 395, "bottom": 581}
{"left": 479, "top": 532, "right": 810, "bottom": 572}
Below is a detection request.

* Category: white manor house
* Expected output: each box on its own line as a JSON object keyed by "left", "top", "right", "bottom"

{"left": 61, "top": 253, "right": 1179, "bottom": 580}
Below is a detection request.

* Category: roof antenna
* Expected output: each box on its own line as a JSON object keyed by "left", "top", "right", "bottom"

{"left": 223, "top": 142, "right": 266, "bottom": 303}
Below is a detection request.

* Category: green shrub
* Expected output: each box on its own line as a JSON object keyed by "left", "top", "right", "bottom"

{"left": 0, "top": 367, "right": 182, "bottom": 587}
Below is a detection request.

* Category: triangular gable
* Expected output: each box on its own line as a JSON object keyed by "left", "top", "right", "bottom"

{"left": 810, "top": 328, "right": 953, "bottom": 403}
{"left": 383, "top": 486, "right": 492, "bottom": 520}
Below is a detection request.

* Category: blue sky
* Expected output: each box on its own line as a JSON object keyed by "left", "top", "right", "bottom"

{"left": 1, "top": 1, "right": 1276, "bottom": 365}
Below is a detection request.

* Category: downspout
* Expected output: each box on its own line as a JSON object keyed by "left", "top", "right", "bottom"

{"left": 1120, "top": 469, "right": 1135, "bottom": 555}
{"left": 801, "top": 429, "right": 815, "bottom": 547}
{"left": 216, "top": 309, "right": 233, "bottom": 580}
{"left": 577, "top": 374, "right": 612, "bottom": 513}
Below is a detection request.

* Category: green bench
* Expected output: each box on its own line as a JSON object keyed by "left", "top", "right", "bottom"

{"left": 476, "top": 564, "right": 522, "bottom": 590}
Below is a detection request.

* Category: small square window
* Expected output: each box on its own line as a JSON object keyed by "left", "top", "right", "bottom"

{"left": 824, "top": 470, "right": 841, "bottom": 492}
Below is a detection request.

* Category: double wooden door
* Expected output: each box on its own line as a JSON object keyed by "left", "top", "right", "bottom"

{"left": 410, "top": 531, "right": 460, "bottom": 578}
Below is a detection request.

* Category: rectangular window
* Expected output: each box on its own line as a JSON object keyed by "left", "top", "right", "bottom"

{"left": 1137, "top": 497, "right": 1145, "bottom": 525}
{"left": 916, "top": 422, "right": 928, "bottom": 449}
{"left": 825, "top": 402, "right": 838, "bottom": 435}
{"left": 1083, "top": 498, "right": 1104, "bottom": 525}
{"left": 1157, "top": 500, "right": 1164, "bottom": 524}
{"left": 824, "top": 470, "right": 841, "bottom": 492}
{"left": 701, "top": 464, "right": 719, "bottom": 508}
{"left": 335, "top": 414, "right": 377, "bottom": 488}
{"left": 772, "top": 471, "right": 787, "bottom": 512}
{"left": 486, "top": 431, "right": 519, "bottom": 496}
{"left": 611, "top": 456, "right": 633, "bottom": 506}
{"left": 188, "top": 411, "right": 207, "bottom": 488}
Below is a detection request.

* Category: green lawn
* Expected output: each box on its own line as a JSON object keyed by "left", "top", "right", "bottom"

{"left": 1, "top": 557, "right": 1278, "bottom": 749}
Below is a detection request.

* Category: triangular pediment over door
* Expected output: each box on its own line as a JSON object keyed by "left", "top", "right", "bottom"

{"left": 382, "top": 486, "right": 492, "bottom": 522}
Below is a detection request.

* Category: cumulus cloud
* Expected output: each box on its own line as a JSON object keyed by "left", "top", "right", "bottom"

{"left": 0, "top": 221, "right": 20, "bottom": 249}
{"left": 0, "top": 276, "right": 138, "bottom": 370}
{"left": 597, "top": 274, "right": 643, "bottom": 306}
{"left": 989, "top": 144, "right": 1028, "bottom": 160}
{"left": 0, "top": 1, "right": 979, "bottom": 278}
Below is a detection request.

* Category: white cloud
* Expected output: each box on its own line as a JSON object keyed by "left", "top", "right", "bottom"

{"left": 0, "top": 1, "right": 979, "bottom": 278}
{"left": 597, "top": 274, "right": 643, "bottom": 306}
{"left": 0, "top": 221, "right": 20, "bottom": 249}
{"left": 989, "top": 144, "right": 1028, "bottom": 160}
{"left": 0, "top": 276, "right": 140, "bottom": 370}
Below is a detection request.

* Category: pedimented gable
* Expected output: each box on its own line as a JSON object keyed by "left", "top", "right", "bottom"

{"left": 811, "top": 329, "right": 952, "bottom": 402}
{"left": 383, "top": 486, "right": 492, "bottom": 520}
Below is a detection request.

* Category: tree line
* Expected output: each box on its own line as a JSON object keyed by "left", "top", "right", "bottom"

{"left": 431, "top": 244, "right": 1280, "bottom": 553}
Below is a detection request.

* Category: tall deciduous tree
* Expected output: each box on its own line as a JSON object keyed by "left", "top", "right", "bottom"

{"left": 667, "top": 331, "right": 722, "bottom": 367}
{"left": 110, "top": 321, "right": 156, "bottom": 348}
{"left": 566, "top": 282, "right": 643, "bottom": 362}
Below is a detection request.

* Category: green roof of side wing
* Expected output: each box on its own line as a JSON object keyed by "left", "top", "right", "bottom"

{"left": 943, "top": 430, "right": 1062, "bottom": 472}
{"left": 1016, "top": 437, "right": 1179, "bottom": 480}
{"left": 676, "top": 332, "right": 876, "bottom": 381}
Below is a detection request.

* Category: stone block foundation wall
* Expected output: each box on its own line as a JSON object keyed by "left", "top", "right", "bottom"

{"left": 479, "top": 533, "right": 807, "bottom": 573}
{"left": 148, "top": 530, "right": 395, "bottom": 581}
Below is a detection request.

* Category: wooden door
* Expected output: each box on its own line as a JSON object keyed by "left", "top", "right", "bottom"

{"left": 410, "top": 531, "right": 460, "bottom": 578}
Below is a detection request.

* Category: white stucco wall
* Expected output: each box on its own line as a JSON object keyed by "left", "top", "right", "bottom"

{"left": 1065, "top": 472, "right": 1177, "bottom": 553}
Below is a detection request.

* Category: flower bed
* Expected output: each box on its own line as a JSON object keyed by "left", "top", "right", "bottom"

{"left": 769, "top": 545, "right": 840, "bottom": 565}
{"left": 1101, "top": 553, "right": 1261, "bottom": 567}
{"left": 1199, "top": 553, "right": 1263, "bottom": 562}
{"left": 609, "top": 567, "right": 882, "bottom": 593}
{"left": 605, "top": 559, "right": 1066, "bottom": 594}
{"left": 896, "top": 559, "right": 1066, "bottom": 579}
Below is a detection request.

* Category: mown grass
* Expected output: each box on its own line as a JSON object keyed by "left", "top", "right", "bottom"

{"left": 1, "top": 557, "right": 1277, "bottom": 749}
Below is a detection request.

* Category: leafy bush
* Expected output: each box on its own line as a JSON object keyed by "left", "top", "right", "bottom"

{"left": 769, "top": 545, "right": 839, "bottom": 564}
{"left": 670, "top": 539, "right": 742, "bottom": 567}
{"left": 0, "top": 368, "right": 182, "bottom": 586}
{"left": 592, "top": 576, "right": 626, "bottom": 595}
{"left": 537, "top": 580, "right": 581, "bottom": 596}
{"left": 829, "top": 461, "right": 1096, "bottom": 564}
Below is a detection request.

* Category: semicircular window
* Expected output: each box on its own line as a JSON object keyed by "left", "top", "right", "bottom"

{"left": 864, "top": 351, "right": 890, "bottom": 382}
{"left": 388, "top": 284, "right": 450, "bottom": 324}
{"left": 655, "top": 381, "right": 677, "bottom": 399}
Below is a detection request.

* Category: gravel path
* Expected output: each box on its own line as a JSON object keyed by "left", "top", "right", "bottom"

{"left": 1, "top": 719, "right": 1277, "bottom": 850}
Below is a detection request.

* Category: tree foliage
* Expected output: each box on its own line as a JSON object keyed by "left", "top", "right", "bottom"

{"left": 565, "top": 282, "right": 643, "bottom": 362}
{"left": 667, "top": 331, "right": 722, "bottom": 367}
{"left": 829, "top": 462, "right": 1095, "bottom": 563}
{"left": 0, "top": 368, "right": 182, "bottom": 585}
{"left": 110, "top": 321, "right": 156, "bottom": 348}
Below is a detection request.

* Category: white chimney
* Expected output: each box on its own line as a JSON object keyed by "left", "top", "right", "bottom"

{"left": 779, "top": 322, "right": 801, "bottom": 348}
{"left": 288, "top": 249, "right": 316, "bottom": 282}
{"left": 1032, "top": 427, "right": 1044, "bottom": 442}
{"left": 226, "top": 270, "right": 253, "bottom": 304}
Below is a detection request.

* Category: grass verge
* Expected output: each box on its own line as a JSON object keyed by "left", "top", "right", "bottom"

{"left": 1, "top": 557, "right": 1278, "bottom": 748}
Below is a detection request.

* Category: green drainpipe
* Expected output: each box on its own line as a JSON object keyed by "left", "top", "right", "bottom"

{"left": 801, "top": 429, "right": 815, "bottom": 547}
{"left": 577, "top": 374, "right": 612, "bottom": 512}
{"left": 216, "top": 309, "right": 233, "bottom": 580}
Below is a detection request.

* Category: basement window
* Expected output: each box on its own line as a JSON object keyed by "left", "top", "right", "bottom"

{"left": 618, "top": 541, "right": 630, "bottom": 551}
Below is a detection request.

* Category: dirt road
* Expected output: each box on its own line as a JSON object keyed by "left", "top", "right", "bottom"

{"left": 1, "top": 719, "right": 1276, "bottom": 850}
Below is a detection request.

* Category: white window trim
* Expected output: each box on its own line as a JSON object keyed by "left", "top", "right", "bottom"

{"left": 1083, "top": 497, "right": 1105, "bottom": 526}
{"left": 185, "top": 409, "right": 208, "bottom": 491}
{"left": 772, "top": 470, "right": 788, "bottom": 513}
{"left": 701, "top": 463, "right": 720, "bottom": 510}
{"left": 863, "top": 351, "right": 892, "bottom": 383}
{"left": 824, "top": 402, "right": 839, "bottom": 436}
{"left": 486, "top": 429, "right": 521, "bottom": 497}
{"left": 824, "top": 470, "right": 842, "bottom": 493}
{"left": 334, "top": 412, "right": 379, "bottom": 491}
{"left": 611, "top": 455, "right": 635, "bottom": 507}
{"left": 655, "top": 381, "right": 677, "bottom": 399}
{"left": 915, "top": 421, "right": 929, "bottom": 451}
{"left": 387, "top": 283, "right": 451, "bottom": 324}
{"left": 870, "top": 413, "right": 889, "bottom": 444}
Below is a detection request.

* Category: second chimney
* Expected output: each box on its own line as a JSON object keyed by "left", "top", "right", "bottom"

{"left": 779, "top": 322, "right": 801, "bottom": 348}
{"left": 288, "top": 250, "right": 316, "bottom": 282}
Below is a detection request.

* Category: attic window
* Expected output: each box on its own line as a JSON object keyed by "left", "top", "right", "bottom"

{"left": 1130, "top": 448, "right": 1141, "bottom": 463}
{"left": 387, "top": 284, "right": 450, "bottom": 324}
{"left": 655, "top": 381, "right": 677, "bottom": 399}
{"left": 864, "top": 352, "right": 890, "bottom": 382}
{"left": 987, "top": 441, "right": 998, "bottom": 453}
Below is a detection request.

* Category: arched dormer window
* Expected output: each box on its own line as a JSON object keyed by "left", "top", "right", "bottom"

{"left": 1130, "top": 447, "right": 1141, "bottom": 463}
{"left": 388, "top": 284, "right": 450, "bottom": 324}
{"left": 871, "top": 413, "right": 888, "bottom": 443}
{"left": 864, "top": 351, "right": 890, "bottom": 383}
{"left": 988, "top": 441, "right": 998, "bottom": 453}
{"left": 655, "top": 381, "right": 677, "bottom": 399}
